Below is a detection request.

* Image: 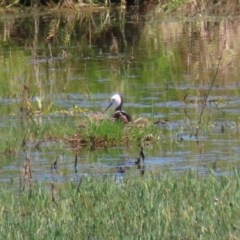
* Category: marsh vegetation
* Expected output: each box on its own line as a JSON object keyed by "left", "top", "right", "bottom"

{"left": 2, "top": 172, "right": 240, "bottom": 239}
{"left": 1, "top": 1, "right": 240, "bottom": 238}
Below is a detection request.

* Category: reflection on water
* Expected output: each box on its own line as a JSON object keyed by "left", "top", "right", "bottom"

{"left": 1, "top": 7, "right": 240, "bottom": 183}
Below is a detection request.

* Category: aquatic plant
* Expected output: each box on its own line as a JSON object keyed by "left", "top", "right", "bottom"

{"left": 1, "top": 171, "right": 240, "bottom": 239}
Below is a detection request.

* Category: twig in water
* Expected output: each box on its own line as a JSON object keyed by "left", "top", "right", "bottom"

{"left": 135, "top": 145, "right": 145, "bottom": 176}
{"left": 195, "top": 39, "right": 226, "bottom": 138}
{"left": 140, "top": 146, "right": 145, "bottom": 161}
{"left": 135, "top": 158, "right": 140, "bottom": 165}
{"left": 51, "top": 182, "right": 56, "bottom": 203}
{"left": 51, "top": 156, "right": 59, "bottom": 174}
{"left": 135, "top": 145, "right": 145, "bottom": 165}
{"left": 74, "top": 152, "right": 78, "bottom": 174}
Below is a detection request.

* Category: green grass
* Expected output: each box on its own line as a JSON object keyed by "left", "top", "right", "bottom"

{"left": 0, "top": 113, "right": 161, "bottom": 155}
{"left": 84, "top": 118, "right": 159, "bottom": 147}
{"left": 0, "top": 115, "right": 79, "bottom": 154}
{"left": 87, "top": 119, "right": 125, "bottom": 142}
{"left": 1, "top": 171, "right": 240, "bottom": 239}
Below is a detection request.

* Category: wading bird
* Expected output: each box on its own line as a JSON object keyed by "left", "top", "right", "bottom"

{"left": 104, "top": 94, "right": 132, "bottom": 123}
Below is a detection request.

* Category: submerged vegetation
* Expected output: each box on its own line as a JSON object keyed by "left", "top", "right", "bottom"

{"left": 1, "top": 171, "right": 240, "bottom": 239}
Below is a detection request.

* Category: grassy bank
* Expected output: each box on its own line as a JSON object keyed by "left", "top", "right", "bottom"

{"left": 1, "top": 171, "right": 240, "bottom": 239}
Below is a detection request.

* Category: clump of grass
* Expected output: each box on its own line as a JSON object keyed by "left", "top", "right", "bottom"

{"left": 75, "top": 118, "right": 160, "bottom": 148}
{"left": 1, "top": 171, "right": 240, "bottom": 239}
{"left": 0, "top": 113, "right": 160, "bottom": 155}
{"left": 87, "top": 119, "right": 125, "bottom": 146}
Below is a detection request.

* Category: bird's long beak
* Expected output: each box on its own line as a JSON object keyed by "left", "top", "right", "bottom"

{"left": 104, "top": 101, "right": 113, "bottom": 113}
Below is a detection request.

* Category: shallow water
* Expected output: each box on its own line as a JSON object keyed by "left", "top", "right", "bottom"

{"left": 1, "top": 7, "right": 240, "bottom": 184}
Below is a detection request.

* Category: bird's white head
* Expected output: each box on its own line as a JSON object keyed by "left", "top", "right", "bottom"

{"left": 104, "top": 93, "right": 123, "bottom": 113}
{"left": 110, "top": 94, "right": 122, "bottom": 107}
